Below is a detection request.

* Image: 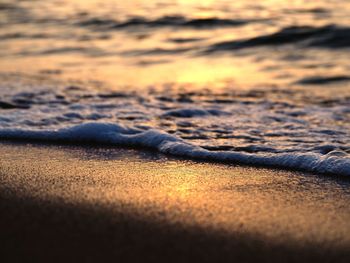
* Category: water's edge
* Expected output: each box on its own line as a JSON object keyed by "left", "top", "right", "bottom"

{"left": 1, "top": 122, "right": 349, "bottom": 177}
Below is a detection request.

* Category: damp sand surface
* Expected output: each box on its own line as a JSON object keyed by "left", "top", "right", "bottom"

{"left": 1, "top": 142, "right": 350, "bottom": 262}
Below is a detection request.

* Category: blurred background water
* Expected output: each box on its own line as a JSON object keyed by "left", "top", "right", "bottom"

{"left": 0, "top": 0, "right": 350, "bottom": 175}
{"left": 1, "top": 0, "right": 350, "bottom": 90}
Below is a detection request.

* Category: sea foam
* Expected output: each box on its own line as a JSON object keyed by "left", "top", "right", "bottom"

{"left": 1, "top": 122, "right": 349, "bottom": 176}
{"left": 0, "top": 78, "right": 349, "bottom": 178}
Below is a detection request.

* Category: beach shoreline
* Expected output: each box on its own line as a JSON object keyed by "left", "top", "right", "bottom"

{"left": 2, "top": 0, "right": 350, "bottom": 261}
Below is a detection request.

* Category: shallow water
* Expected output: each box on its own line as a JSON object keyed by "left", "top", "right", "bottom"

{"left": 1, "top": 0, "right": 350, "bottom": 87}
{"left": 0, "top": 0, "right": 349, "bottom": 175}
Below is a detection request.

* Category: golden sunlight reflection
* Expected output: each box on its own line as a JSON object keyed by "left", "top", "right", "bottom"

{"left": 1, "top": 1, "right": 350, "bottom": 260}
{"left": 2, "top": 144, "right": 350, "bottom": 244}
{"left": 2, "top": 0, "right": 349, "bottom": 90}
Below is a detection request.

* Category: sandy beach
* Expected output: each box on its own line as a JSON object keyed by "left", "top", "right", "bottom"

{"left": 1, "top": 1, "right": 350, "bottom": 262}
{"left": 1, "top": 142, "right": 350, "bottom": 262}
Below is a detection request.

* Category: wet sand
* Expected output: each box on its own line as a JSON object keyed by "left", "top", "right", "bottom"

{"left": 1, "top": 142, "right": 350, "bottom": 262}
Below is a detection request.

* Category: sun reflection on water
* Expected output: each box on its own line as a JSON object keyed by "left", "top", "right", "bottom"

{"left": 1, "top": 0, "right": 349, "bottom": 91}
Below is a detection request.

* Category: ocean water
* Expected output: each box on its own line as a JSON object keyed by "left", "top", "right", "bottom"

{"left": 0, "top": 0, "right": 349, "bottom": 176}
